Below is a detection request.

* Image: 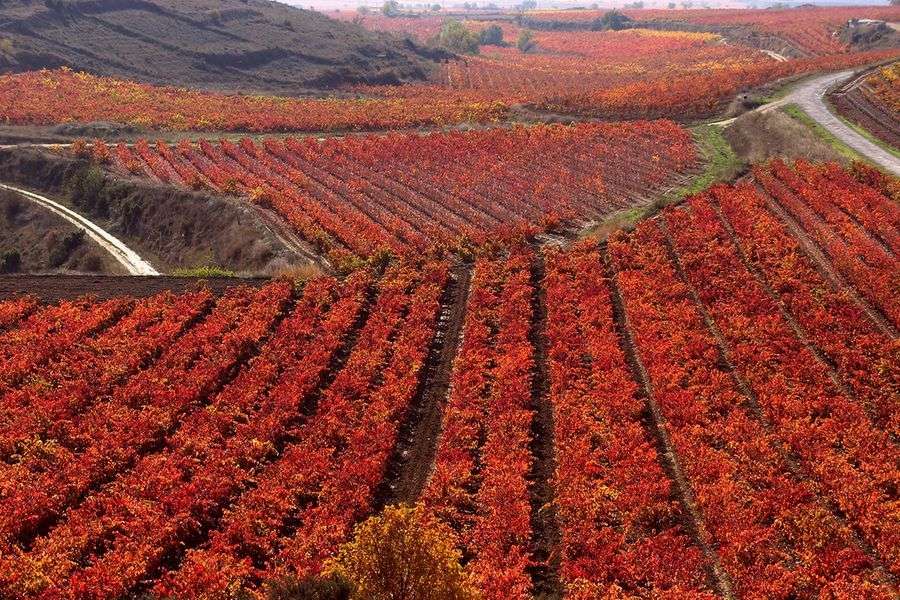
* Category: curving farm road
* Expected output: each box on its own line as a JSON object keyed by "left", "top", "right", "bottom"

{"left": 0, "top": 183, "right": 159, "bottom": 275}
{"left": 758, "top": 70, "right": 900, "bottom": 176}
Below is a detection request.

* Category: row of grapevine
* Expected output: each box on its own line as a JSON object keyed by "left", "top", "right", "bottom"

{"left": 529, "top": 6, "right": 900, "bottom": 55}
{"left": 543, "top": 243, "right": 714, "bottom": 598}
{"left": 665, "top": 188, "right": 900, "bottom": 581}
{"left": 423, "top": 249, "right": 535, "bottom": 598}
{"left": 609, "top": 216, "right": 893, "bottom": 597}
{"left": 435, "top": 46, "right": 899, "bottom": 120}
{"left": 831, "top": 61, "right": 900, "bottom": 148}
{"left": 713, "top": 177, "right": 899, "bottom": 440}
{"left": 0, "top": 263, "right": 450, "bottom": 599}
{"left": 0, "top": 291, "right": 212, "bottom": 463}
{"left": 756, "top": 160, "right": 900, "bottom": 328}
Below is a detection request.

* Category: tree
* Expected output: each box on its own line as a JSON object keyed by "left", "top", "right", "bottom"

{"left": 479, "top": 24, "right": 504, "bottom": 46}
{"left": 668, "top": 2, "right": 676, "bottom": 7}
{"left": 516, "top": 29, "right": 536, "bottom": 52}
{"left": 325, "top": 505, "right": 478, "bottom": 600}
{"left": 431, "top": 3, "right": 442, "bottom": 10}
{"left": 356, "top": 5, "right": 370, "bottom": 14}
{"left": 437, "top": 20, "right": 481, "bottom": 55}
{"left": 519, "top": 0, "right": 537, "bottom": 9}
{"left": 0, "top": 251, "right": 21, "bottom": 274}
{"left": 592, "top": 9, "right": 632, "bottom": 30}
{"left": 381, "top": 0, "right": 400, "bottom": 16}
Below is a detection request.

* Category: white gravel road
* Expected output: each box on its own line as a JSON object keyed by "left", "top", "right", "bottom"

{"left": 0, "top": 182, "right": 159, "bottom": 275}
{"left": 765, "top": 70, "right": 900, "bottom": 176}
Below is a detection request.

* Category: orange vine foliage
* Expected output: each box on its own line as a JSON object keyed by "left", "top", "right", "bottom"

{"left": 530, "top": 6, "right": 900, "bottom": 55}
{"left": 423, "top": 27, "right": 899, "bottom": 119}
{"left": 0, "top": 68, "right": 506, "bottom": 132}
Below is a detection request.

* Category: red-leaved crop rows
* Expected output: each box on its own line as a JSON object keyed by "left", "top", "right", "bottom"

{"left": 100, "top": 121, "right": 698, "bottom": 263}
{"left": 0, "top": 161, "right": 895, "bottom": 599}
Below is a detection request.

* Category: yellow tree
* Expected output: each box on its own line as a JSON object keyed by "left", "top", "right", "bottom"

{"left": 326, "top": 504, "right": 479, "bottom": 600}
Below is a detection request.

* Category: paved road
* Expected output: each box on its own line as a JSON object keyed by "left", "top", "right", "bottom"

{"left": 767, "top": 70, "right": 900, "bottom": 176}
{"left": 0, "top": 183, "right": 159, "bottom": 276}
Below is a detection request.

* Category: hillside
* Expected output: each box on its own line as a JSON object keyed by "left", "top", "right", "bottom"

{"left": 0, "top": 0, "right": 439, "bottom": 93}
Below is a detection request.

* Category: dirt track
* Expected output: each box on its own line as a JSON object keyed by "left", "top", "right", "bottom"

{"left": 787, "top": 70, "right": 900, "bottom": 175}
{"left": 378, "top": 262, "right": 472, "bottom": 506}
{"left": 0, "top": 183, "right": 159, "bottom": 275}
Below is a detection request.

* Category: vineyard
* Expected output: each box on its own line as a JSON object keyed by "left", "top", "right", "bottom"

{"left": 0, "top": 160, "right": 896, "bottom": 598}
{"left": 99, "top": 121, "right": 699, "bottom": 263}
{"left": 530, "top": 6, "right": 900, "bottom": 56}
{"left": 0, "top": 0, "right": 898, "bottom": 596}
{"left": 0, "top": 69, "right": 506, "bottom": 133}
{"left": 831, "top": 60, "right": 900, "bottom": 148}
{"left": 1, "top": 8, "right": 898, "bottom": 134}
{"left": 428, "top": 34, "right": 897, "bottom": 119}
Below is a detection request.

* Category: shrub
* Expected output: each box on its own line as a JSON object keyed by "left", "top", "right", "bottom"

{"left": 172, "top": 265, "right": 237, "bottom": 278}
{"left": 0, "top": 38, "right": 13, "bottom": 58}
{"left": 437, "top": 21, "right": 481, "bottom": 55}
{"left": 0, "top": 250, "right": 21, "bottom": 274}
{"left": 3, "top": 194, "right": 22, "bottom": 221}
{"left": 381, "top": 0, "right": 400, "bottom": 17}
{"left": 48, "top": 230, "right": 84, "bottom": 268}
{"left": 516, "top": 29, "right": 536, "bottom": 52}
{"left": 478, "top": 24, "right": 504, "bottom": 46}
{"left": 67, "top": 165, "right": 106, "bottom": 212}
{"left": 592, "top": 9, "right": 632, "bottom": 30}
{"left": 325, "top": 504, "right": 478, "bottom": 600}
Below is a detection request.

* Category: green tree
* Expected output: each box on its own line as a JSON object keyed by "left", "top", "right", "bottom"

{"left": 325, "top": 505, "right": 478, "bottom": 600}
{"left": 437, "top": 20, "right": 481, "bottom": 55}
{"left": 478, "top": 24, "right": 504, "bottom": 45}
{"left": 381, "top": 0, "right": 400, "bottom": 17}
{"left": 516, "top": 29, "right": 536, "bottom": 52}
{"left": 592, "top": 9, "right": 632, "bottom": 30}
{"left": 0, "top": 251, "right": 21, "bottom": 274}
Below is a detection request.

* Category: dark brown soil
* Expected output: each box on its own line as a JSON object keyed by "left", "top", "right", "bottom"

{"left": 0, "top": 0, "right": 442, "bottom": 93}
{"left": 0, "top": 274, "right": 268, "bottom": 303}
{"left": 0, "top": 146, "right": 318, "bottom": 276}
{"left": 376, "top": 261, "right": 473, "bottom": 507}
{"left": 0, "top": 188, "right": 124, "bottom": 275}
{"left": 526, "top": 250, "right": 562, "bottom": 600}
